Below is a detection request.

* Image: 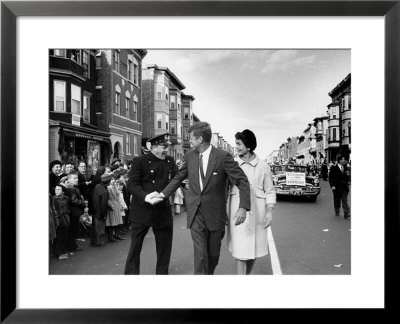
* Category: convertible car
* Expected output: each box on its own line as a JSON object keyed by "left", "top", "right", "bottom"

{"left": 271, "top": 164, "right": 321, "bottom": 202}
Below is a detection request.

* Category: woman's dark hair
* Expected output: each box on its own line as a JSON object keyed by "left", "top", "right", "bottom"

{"left": 188, "top": 122, "right": 212, "bottom": 143}
{"left": 235, "top": 129, "right": 257, "bottom": 153}
{"left": 49, "top": 160, "right": 62, "bottom": 171}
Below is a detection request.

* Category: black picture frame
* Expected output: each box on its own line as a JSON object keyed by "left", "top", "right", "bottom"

{"left": 1, "top": 0, "right": 399, "bottom": 322}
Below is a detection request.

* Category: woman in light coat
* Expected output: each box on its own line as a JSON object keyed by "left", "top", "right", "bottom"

{"left": 227, "top": 129, "right": 276, "bottom": 275}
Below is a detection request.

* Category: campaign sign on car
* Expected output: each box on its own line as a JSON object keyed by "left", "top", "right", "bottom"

{"left": 286, "top": 172, "right": 306, "bottom": 186}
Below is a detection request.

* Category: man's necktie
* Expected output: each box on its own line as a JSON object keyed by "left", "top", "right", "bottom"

{"left": 199, "top": 154, "right": 206, "bottom": 183}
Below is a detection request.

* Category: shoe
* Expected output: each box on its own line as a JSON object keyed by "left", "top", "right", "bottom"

{"left": 108, "top": 237, "right": 118, "bottom": 243}
{"left": 114, "top": 235, "right": 127, "bottom": 240}
{"left": 58, "top": 254, "right": 69, "bottom": 260}
{"left": 335, "top": 213, "right": 340, "bottom": 217}
{"left": 93, "top": 243, "right": 105, "bottom": 247}
{"left": 344, "top": 215, "right": 351, "bottom": 219}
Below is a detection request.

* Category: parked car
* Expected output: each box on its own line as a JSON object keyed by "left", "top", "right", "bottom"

{"left": 271, "top": 164, "right": 321, "bottom": 202}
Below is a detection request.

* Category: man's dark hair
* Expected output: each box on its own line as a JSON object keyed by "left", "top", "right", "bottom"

{"left": 67, "top": 172, "right": 79, "bottom": 179}
{"left": 188, "top": 122, "right": 212, "bottom": 143}
{"left": 78, "top": 160, "right": 86, "bottom": 167}
{"left": 336, "top": 155, "right": 346, "bottom": 162}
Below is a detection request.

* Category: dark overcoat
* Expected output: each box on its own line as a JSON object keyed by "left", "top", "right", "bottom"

{"left": 329, "top": 164, "right": 350, "bottom": 193}
{"left": 127, "top": 152, "right": 178, "bottom": 228}
{"left": 65, "top": 186, "right": 86, "bottom": 219}
{"left": 92, "top": 183, "right": 109, "bottom": 220}
{"left": 52, "top": 194, "right": 70, "bottom": 227}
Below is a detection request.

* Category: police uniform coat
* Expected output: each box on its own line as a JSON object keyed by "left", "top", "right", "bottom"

{"left": 127, "top": 152, "right": 178, "bottom": 228}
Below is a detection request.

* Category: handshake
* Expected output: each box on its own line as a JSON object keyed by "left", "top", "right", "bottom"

{"left": 145, "top": 191, "right": 165, "bottom": 205}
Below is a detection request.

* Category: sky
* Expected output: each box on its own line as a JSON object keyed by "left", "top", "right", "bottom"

{"left": 142, "top": 50, "right": 350, "bottom": 159}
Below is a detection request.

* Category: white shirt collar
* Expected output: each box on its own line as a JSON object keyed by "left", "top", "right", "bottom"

{"left": 200, "top": 144, "right": 212, "bottom": 159}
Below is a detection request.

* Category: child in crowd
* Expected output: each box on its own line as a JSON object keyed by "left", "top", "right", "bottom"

{"left": 91, "top": 173, "right": 111, "bottom": 247}
{"left": 52, "top": 184, "right": 71, "bottom": 260}
{"left": 105, "top": 177, "right": 125, "bottom": 242}
{"left": 116, "top": 180, "right": 129, "bottom": 233}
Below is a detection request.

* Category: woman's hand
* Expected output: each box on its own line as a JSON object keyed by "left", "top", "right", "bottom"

{"left": 264, "top": 207, "right": 274, "bottom": 228}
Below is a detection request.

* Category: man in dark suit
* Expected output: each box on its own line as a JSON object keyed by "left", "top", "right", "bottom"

{"left": 155, "top": 122, "right": 251, "bottom": 275}
{"left": 124, "top": 133, "right": 178, "bottom": 275}
{"left": 77, "top": 161, "right": 91, "bottom": 200}
{"left": 329, "top": 155, "right": 351, "bottom": 219}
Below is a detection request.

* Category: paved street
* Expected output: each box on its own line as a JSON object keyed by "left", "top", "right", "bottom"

{"left": 49, "top": 179, "right": 350, "bottom": 275}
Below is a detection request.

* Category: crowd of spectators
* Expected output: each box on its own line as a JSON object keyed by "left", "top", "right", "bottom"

{"left": 49, "top": 158, "right": 132, "bottom": 260}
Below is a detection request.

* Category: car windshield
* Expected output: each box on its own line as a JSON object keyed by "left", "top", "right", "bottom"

{"left": 285, "top": 165, "right": 307, "bottom": 173}
{"left": 272, "top": 166, "right": 284, "bottom": 174}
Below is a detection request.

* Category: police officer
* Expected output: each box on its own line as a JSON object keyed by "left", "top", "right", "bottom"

{"left": 124, "top": 133, "right": 178, "bottom": 275}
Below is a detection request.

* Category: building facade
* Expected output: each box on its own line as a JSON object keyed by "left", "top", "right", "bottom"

{"left": 182, "top": 93, "right": 195, "bottom": 156}
{"left": 327, "top": 73, "right": 351, "bottom": 162}
{"left": 96, "top": 49, "right": 147, "bottom": 164}
{"left": 314, "top": 115, "right": 329, "bottom": 163}
{"left": 49, "top": 49, "right": 112, "bottom": 167}
{"left": 142, "top": 64, "right": 186, "bottom": 161}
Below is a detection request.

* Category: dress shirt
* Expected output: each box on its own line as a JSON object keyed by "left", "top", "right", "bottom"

{"left": 199, "top": 144, "right": 212, "bottom": 191}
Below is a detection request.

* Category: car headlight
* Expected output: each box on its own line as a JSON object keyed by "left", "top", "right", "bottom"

{"left": 273, "top": 176, "right": 278, "bottom": 185}
{"left": 313, "top": 178, "right": 319, "bottom": 185}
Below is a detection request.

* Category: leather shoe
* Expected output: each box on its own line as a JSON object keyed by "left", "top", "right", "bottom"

{"left": 344, "top": 214, "right": 351, "bottom": 219}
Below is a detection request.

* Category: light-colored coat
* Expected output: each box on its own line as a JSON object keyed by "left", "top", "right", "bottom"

{"left": 227, "top": 155, "right": 276, "bottom": 260}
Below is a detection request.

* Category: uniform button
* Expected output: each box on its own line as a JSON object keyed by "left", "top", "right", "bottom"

{"left": 151, "top": 170, "right": 154, "bottom": 173}
{"left": 152, "top": 180, "right": 155, "bottom": 183}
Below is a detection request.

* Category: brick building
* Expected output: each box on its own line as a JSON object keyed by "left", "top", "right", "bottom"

{"left": 182, "top": 93, "right": 195, "bottom": 156}
{"left": 49, "top": 49, "right": 112, "bottom": 167}
{"left": 95, "top": 49, "right": 147, "bottom": 164}
{"left": 327, "top": 73, "right": 351, "bottom": 161}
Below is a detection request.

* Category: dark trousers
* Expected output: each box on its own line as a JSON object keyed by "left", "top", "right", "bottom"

{"left": 124, "top": 221, "right": 173, "bottom": 275}
{"left": 67, "top": 216, "right": 79, "bottom": 251}
{"left": 53, "top": 226, "right": 69, "bottom": 256}
{"left": 190, "top": 210, "right": 225, "bottom": 275}
{"left": 333, "top": 188, "right": 350, "bottom": 216}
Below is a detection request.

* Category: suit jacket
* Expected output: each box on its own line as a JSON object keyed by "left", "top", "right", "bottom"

{"left": 78, "top": 171, "right": 90, "bottom": 200}
{"left": 161, "top": 146, "right": 251, "bottom": 231}
{"left": 127, "top": 153, "right": 178, "bottom": 228}
{"left": 329, "top": 164, "right": 349, "bottom": 192}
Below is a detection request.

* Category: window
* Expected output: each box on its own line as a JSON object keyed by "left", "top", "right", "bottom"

{"left": 133, "top": 100, "right": 138, "bottom": 121}
{"left": 133, "top": 134, "right": 138, "bottom": 155}
{"left": 170, "top": 120, "right": 176, "bottom": 134}
{"left": 114, "top": 50, "right": 120, "bottom": 72}
{"left": 115, "top": 92, "right": 120, "bottom": 115}
{"left": 348, "top": 95, "right": 351, "bottom": 109}
{"left": 96, "top": 52, "right": 102, "bottom": 68}
{"left": 71, "top": 50, "right": 81, "bottom": 64}
{"left": 134, "top": 63, "right": 138, "bottom": 85}
{"left": 332, "top": 106, "right": 337, "bottom": 118}
{"left": 156, "top": 85, "right": 162, "bottom": 100}
{"left": 71, "top": 84, "right": 81, "bottom": 115}
{"left": 177, "top": 96, "right": 181, "bottom": 110}
{"left": 125, "top": 97, "right": 130, "bottom": 118}
{"left": 54, "top": 81, "right": 66, "bottom": 112}
{"left": 177, "top": 119, "right": 182, "bottom": 137}
{"left": 83, "top": 95, "right": 90, "bottom": 122}
{"left": 82, "top": 51, "right": 89, "bottom": 78}
{"left": 127, "top": 59, "right": 133, "bottom": 82}
{"left": 126, "top": 133, "right": 131, "bottom": 154}
{"left": 184, "top": 128, "right": 189, "bottom": 140}
{"left": 54, "top": 49, "right": 66, "bottom": 57}
{"left": 156, "top": 113, "right": 162, "bottom": 129}
{"left": 95, "top": 90, "right": 102, "bottom": 112}
{"left": 170, "top": 96, "right": 176, "bottom": 109}
{"left": 333, "top": 128, "right": 337, "bottom": 141}
{"left": 165, "top": 115, "right": 169, "bottom": 130}
{"left": 184, "top": 107, "right": 190, "bottom": 119}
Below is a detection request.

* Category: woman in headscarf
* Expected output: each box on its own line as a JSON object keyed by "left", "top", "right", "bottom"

{"left": 227, "top": 129, "right": 276, "bottom": 275}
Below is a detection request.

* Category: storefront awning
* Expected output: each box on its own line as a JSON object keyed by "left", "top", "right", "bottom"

{"left": 63, "top": 129, "right": 111, "bottom": 144}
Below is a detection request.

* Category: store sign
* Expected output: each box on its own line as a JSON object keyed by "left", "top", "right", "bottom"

{"left": 286, "top": 172, "right": 306, "bottom": 186}
{"left": 75, "top": 133, "right": 106, "bottom": 142}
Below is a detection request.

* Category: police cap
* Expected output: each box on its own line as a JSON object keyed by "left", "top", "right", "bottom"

{"left": 148, "top": 133, "right": 172, "bottom": 146}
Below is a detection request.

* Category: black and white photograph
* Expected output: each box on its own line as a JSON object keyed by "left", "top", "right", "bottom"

{"left": 3, "top": 5, "right": 393, "bottom": 317}
{"left": 48, "top": 49, "right": 351, "bottom": 276}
